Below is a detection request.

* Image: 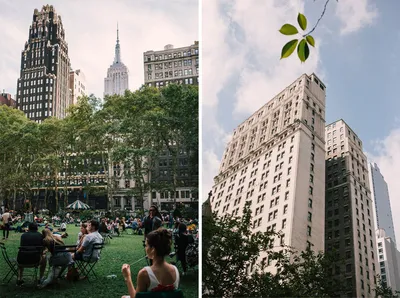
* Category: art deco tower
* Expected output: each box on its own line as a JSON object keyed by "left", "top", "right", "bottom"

{"left": 16, "top": 5, "right": 71, "bottom": 122}
{"left": 104, "top": 25, "right": 129, "bottom": 97}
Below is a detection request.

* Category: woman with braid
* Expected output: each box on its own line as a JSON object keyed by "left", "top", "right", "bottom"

{"left": 121, "top": 228, "right": 179, "bottom": 298}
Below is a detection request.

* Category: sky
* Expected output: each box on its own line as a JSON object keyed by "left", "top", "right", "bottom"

{"left": 0, "top": 0, "right": 198, "bottom": 98}
{"left": 202, "top": 0, "right": 400, "bottom": 247}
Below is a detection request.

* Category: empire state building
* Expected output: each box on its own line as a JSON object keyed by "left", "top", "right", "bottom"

{"left": 104, "top": 25, "right": 129, "bottom": 97}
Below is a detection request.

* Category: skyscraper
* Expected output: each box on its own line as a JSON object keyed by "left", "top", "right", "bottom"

{"left": 368, "top": 163, "right": 400, "bottom": 291}
{"left": 16, "top": 5, "right": 71, "bottom": 122}
{"left": 211, "top": 73, "right": 326, "bottom": 273}
{"left": 325, "top": 120, "right": 378, "bottom": 297}
{"left": 143, "top": 41, "right": 199, "bottom": 88}
{"left": 104, "top": 25, "right": 129, "bottom": 97}
{"left": 368, "top": 162, "right": 396, "bottom": 243}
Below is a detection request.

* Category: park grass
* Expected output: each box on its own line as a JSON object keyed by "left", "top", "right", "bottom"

{"left": 0, "top": 225, "right": 198, "bottom": 298}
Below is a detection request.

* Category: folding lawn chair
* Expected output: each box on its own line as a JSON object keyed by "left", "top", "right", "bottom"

{"left": 0, "top": 242, "right": 18, "bottom": 284}
{"left": 135, "top": 289, "right": 184, "bottom": 298}
{"left": 74, "top": 242, "right": 104, "bottom": 282}
{"left": 16, "top": 245, "right": 44, "bottom": 285}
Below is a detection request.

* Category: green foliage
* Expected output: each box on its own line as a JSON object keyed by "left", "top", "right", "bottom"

{"left": 306, "top": 35, "right": 315, "bottom": 47}
{"left": 297, "top": 13, "right": 307, "bottom": 30}
{"left": 0, "top": 84, "right": 197, "bottom": 214}
{"left": 297, "top": 39, "right": 310, "bottom": 62}
{"left": 279, "top": 14, "right": 313, "bottom": 62}
{"left": 279, "top": 24, "right": 299, "bottom": 35}
{"left": 279, "top": 0, "right": 334, "bottom": 62}
{"left": 374, "top": 275, "right": 400, "bottom": 297}
{"left": 281, "top": 39, "right": 299, "bottom": 59}
{"left": 203, "top": 203, "right": 349, "bottom": 297}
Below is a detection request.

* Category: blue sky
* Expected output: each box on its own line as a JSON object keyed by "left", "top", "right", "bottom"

{"left": 0, "top": 0, "right": 198, "bottom": 99}
{"left": 202, "top": 0, "right": 400, "bottom": 245}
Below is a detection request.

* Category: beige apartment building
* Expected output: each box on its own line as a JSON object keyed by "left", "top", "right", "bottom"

{"left": 211, "top": 73, "right": 326, "bottom": 273}
{"left": 69, "top": 69, "right": 86, "bottom": 106}
{"left": 325, "top": 119, "right": 378, "bottom": 297}
{"left": 143, "top": 42, "right": 199, "bottom": 88}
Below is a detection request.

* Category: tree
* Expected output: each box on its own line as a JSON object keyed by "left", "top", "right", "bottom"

{"left": 203, "top": 202, "right": 349, "bottom": 297}
{"left": 374, "top": 276, "right": 400, "bottom": 298}
{"left": 149, "top": 84, "right": 199, "bottom": 207}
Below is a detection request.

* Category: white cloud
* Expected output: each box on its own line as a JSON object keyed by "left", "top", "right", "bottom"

{"left": 203, "top": 150, "right": 221, "bottom": 195}
{"left": 202, "top": 0, "right": 324, "bottom": 199}
{"left": 335, "top": 0, "right": 378, "bottom": 35}
{"left": 0, "top": 0, "right": 198, "bottom": 98}
{"left": 368, "top": 127, "right": 400, "bottom": 247}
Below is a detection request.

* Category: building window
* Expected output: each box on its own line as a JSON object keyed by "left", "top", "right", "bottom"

{"left": 308, "top": 198, "right": 312, "bottom": 208}
{"left": 283, "top": 205, "right": 288, "bottom": 214}
{"left": 309, "top": 186, "right": 313, "bottom": 195}
{"left": 307, "top": 225, "right": 312, "bottom": 236}
{"left": 308, "top": 212, "right": 312, "bottom": 222}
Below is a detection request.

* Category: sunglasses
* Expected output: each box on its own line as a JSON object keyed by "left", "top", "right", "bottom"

{"left": 150, "top": 209, "right": 155, "bottom": 212}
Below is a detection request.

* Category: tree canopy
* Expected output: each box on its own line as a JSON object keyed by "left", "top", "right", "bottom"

{"left": 0, "top": 84, "right": 198, "bottom": 213}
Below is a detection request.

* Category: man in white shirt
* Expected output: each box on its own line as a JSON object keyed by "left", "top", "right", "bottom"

{"left": 60, "top": 222, "right": 67, "bottom": 232}
{"left": 73, "top": 220, "right": 103, "bottom": 261}
{"left": 1, "top": 208, "right": 12, "bottom": 240}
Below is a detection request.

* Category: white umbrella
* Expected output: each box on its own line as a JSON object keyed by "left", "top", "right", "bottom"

{"left": 66, "top": 199, "right": 90, "bottom": 210}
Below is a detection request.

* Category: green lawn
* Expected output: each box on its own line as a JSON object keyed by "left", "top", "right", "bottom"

{"left": 0, "top": 225, "right": 198, "bottom": 298}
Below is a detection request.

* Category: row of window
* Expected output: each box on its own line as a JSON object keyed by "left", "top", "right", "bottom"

{"left": 145, "top": 48, "right": 199, "bottom": 62}
{"left": 19, "top": 78, "right": 53, "bottom": 87}
{"left": 151, "top": 68, "right": 196, "bottom": 79}
{"left": 152, "top": 77, "right": 197, "bottom": 88}
{"left": 149, "top": 59, "right": 198, "bottom": 70}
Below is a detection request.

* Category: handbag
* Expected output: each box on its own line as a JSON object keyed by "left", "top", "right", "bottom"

{"left": 66, "top": 266, "right": 79, "bottom": 281}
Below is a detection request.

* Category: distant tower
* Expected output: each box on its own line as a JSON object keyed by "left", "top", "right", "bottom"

{"left": 104, "top": 24, "right": 129, "bottom": 97}
{"left": 16, "top": 5, "right": 71, "bottom": 122}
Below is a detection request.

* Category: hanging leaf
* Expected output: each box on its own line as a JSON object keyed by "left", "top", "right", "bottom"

{"left": 279, "top": 24, "right": 299, "bottom": 35}
{"left": 297, "top": 39, "right": 310, "bottom": 62}
{"left": 281, "top": 39, "right": 299, "bottom": 59}
{"left": 306, "top": 35, "right": 315, "bottom": 47}
{"left": 297, "top": 13, "right": 307, "bottom": 31}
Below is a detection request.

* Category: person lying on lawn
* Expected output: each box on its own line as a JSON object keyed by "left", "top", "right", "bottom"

{"left": 121, "top": 228, "right": 179, "bottom": 298}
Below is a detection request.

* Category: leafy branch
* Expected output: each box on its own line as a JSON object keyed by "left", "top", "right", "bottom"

{"left": 303, "top": 0, "right": 333, "bottom": 37}
{"left": 279, "top": 0, "right": 335, "bottom": 62}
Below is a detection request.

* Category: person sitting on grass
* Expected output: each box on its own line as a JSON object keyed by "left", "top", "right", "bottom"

{"left": 72, "top": 220, "right": 103, "bottom": 262}
{"left": 121, "top": 228, "right": 179, "bottom": 298}
{"left": 38, "top": 229, "right": 72, "bottom": 289}
{"left": 60, "top": 222, "right": 67, "bottom": 232}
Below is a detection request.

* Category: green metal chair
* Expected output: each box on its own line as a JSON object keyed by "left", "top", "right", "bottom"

{"left": 0, "top": 242, "right": 18, "bottom": 284}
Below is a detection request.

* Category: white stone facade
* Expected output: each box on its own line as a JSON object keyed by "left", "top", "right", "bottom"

{"left": 211, "top": 73, "right": 326, "bottom": 273}
{"left": 376, "top": 229, "right": 400, "bottom": 292}
{"left": 69, "top": 69, "right": 86, "bottom": 105}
